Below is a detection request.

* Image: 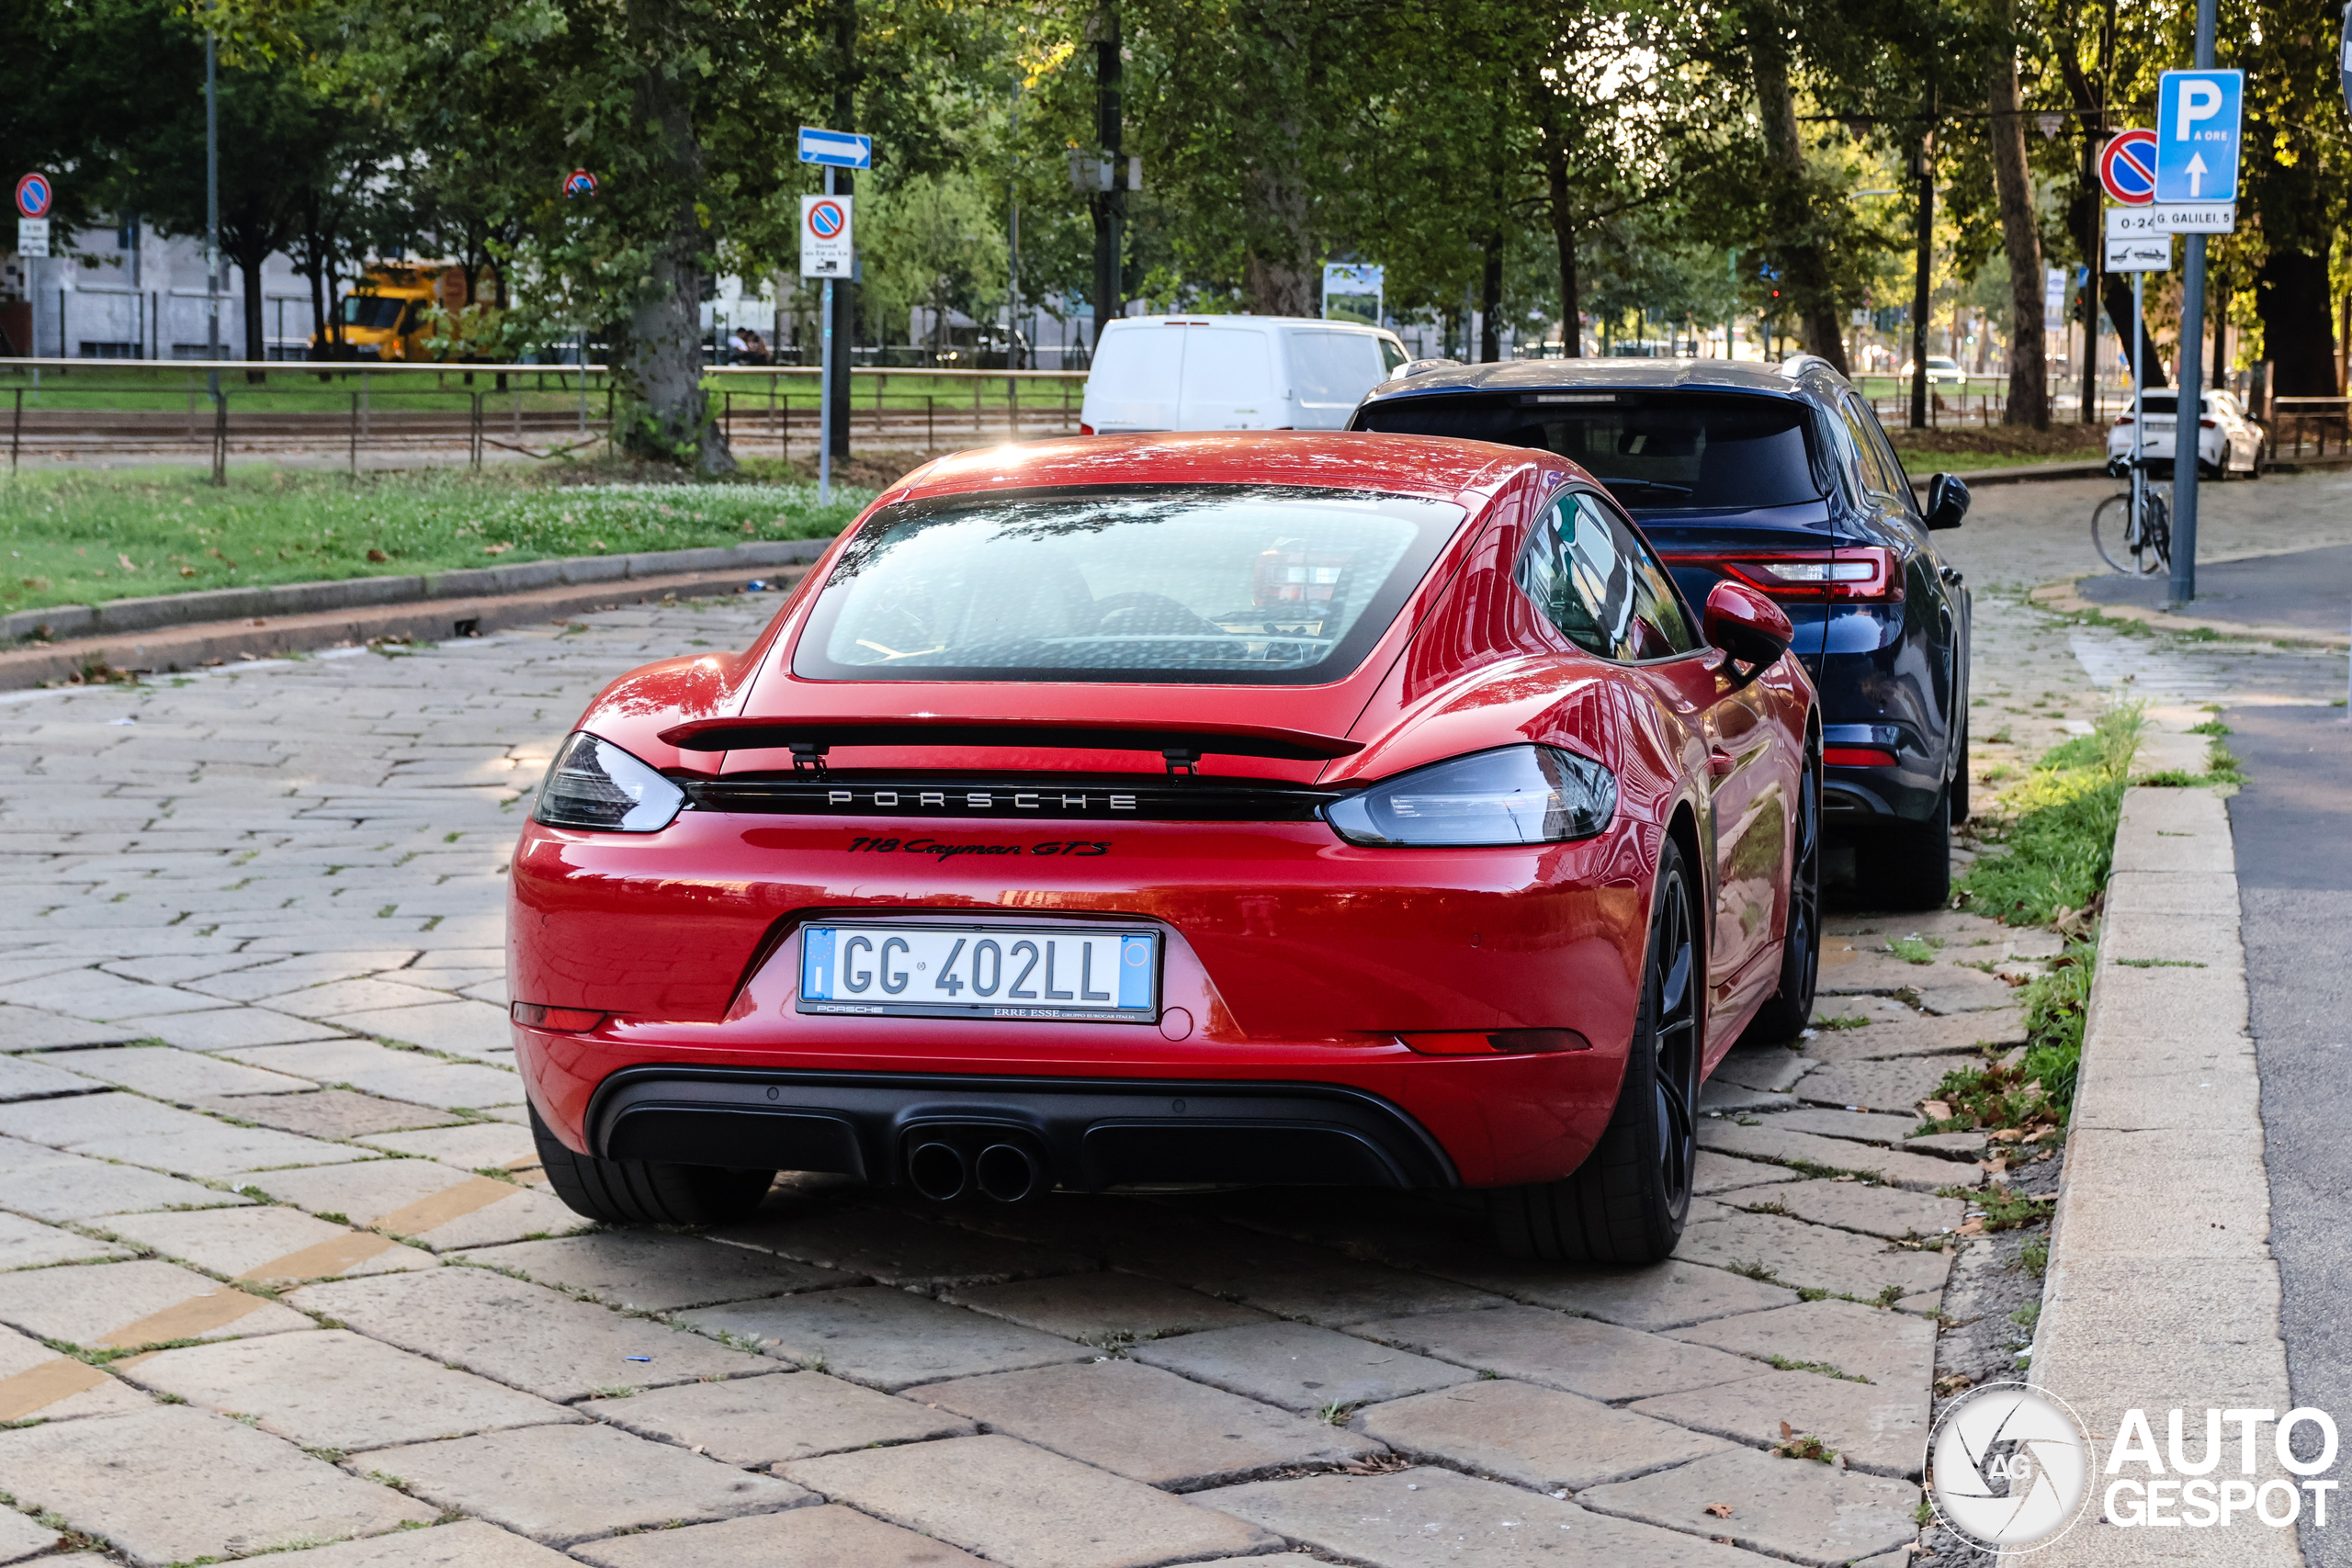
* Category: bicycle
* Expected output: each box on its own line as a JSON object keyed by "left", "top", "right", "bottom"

{"left": 2092, "top": 470, "right": 2171, "bottom": 576}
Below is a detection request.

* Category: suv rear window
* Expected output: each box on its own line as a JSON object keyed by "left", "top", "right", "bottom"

{"left": 1357, "top": 391, "right": 1826, "bottom": 511}
{"left": 793, "top": 486, "right": 1462, "bottom": 685}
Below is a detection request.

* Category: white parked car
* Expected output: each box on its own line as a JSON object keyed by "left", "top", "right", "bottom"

{"left": 1898, "top": 355, "right": 1967, "bottom": 386}
{"left": 1079, "top": 316, "right": 1409, "bottom": 434}
{"left": 2108, "top": 389, "right": 2268, "bottom": 479}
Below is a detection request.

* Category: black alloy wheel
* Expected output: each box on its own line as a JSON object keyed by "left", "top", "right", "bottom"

{"left": 530, "top": 1102, "right": 776, "bottom": 1226}
{"left": 1742, "top": 735, "right": 1823, "bottom": 1045}
{"left": 1488, "top": 840, "right": 1700, "bottom": 1264}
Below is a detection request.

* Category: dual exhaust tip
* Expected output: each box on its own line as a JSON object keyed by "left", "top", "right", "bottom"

{"left": 907, "top": 1135, "right": 1046, "bottom": 1203}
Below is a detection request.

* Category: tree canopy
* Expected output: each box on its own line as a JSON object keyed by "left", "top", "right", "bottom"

{"left": 8, "top": 0, "right": 2345, "bottom": 465}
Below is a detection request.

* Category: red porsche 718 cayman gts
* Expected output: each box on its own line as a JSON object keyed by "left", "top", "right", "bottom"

{"left": 509, "top": 433, "right": 1821, "bottom": 1263}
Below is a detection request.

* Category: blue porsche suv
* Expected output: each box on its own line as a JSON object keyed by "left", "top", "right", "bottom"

{"left": 1351, "top": 356, "right": 1971, "bottom": 910}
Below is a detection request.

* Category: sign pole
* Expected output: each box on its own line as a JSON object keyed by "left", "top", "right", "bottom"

{"left": 2167, "top": 0, "right": 2222, "bottom": 606}
{"left": 819, "top": 166, "right": 834, "bottom": 508}
{"left": 2132, "top": 270, "right": 2146, "bottom": 538}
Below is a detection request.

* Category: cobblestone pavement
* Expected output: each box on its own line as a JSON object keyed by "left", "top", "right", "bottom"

{"left": 3, "top": 469, "right": 2344, "bottom": 1568}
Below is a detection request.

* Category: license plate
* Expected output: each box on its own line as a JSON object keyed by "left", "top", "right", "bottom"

{"left": 797, "top": 923, "right": 1159, "bottom": 1022}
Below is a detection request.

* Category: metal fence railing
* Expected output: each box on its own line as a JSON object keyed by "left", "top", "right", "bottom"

{"left": 2272, "top": 396, "right": 2350, "bottom": 457}
{"left": 0, "top": 359, "right": 1091, "bottom": 473}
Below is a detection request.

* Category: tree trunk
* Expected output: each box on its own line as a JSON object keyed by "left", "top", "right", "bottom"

{"left": 2256, "top": 244, "right": 2336, "bottom": 397}
{"left": 1479, "top": 238, "right": 1503, "bottom": 362}
{"left": 612, "top": 0, "right": 729, "bottom": 474}
{"left": 1986, "top": 46, "right": 2046, "bottom": 429}
{"left": 1747, "top": 5, "right": 1847, "bottom": 373}
{"left": 239, "top": 254, "right": 266, "bottom": 379}
{"left": 1545, "top": 154, "right": 1581, "bottom": 356}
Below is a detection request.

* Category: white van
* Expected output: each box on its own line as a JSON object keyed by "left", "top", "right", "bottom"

{"left": 1079, "top": 316, "right": 1410, "bottom": 434}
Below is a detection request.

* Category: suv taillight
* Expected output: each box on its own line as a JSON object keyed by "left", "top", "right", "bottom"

{"left": 1078, "top": 423, "right": 1096, "bottom": 434}
{"left": 1659, "top": 547, "right": 1903, "bottom": 604}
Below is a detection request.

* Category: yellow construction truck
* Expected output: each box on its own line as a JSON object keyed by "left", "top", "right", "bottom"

{"left": 315, "top": 263, "right": 498, "bottom": 360}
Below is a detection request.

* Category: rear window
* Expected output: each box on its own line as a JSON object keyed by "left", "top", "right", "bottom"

{"left": 1288, "top": 332, "right": 1388, "bottom": 409}
{"left": 794, "top": 486, "right": 1463, "bottom": 685}
{"left": 1358, "top": 391, "right": 1826, "bottom": 512}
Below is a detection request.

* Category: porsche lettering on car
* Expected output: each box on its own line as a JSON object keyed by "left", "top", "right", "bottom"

{"left": 509, "top": 433, "right": 1825, "bottom": 1263}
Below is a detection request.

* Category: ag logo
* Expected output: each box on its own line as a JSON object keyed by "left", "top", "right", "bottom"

{"left": 1928, "top": 1382, "right": 2094, "bottom": 1551}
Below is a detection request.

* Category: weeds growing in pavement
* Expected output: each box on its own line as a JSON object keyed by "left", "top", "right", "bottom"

{"left": 1773, "top": 1426, "right": 1841, "bottom": 1462}
{"left": 1958, "top": 702, "right": 2143, "bottom": 928}
{"left": 2019, "top": 1237, "right": 2050, "bottom": 1277}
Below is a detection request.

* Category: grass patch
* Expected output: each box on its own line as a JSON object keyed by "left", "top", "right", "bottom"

{"left": 2019, "top": 1236, "right": 2049, "bottom": 1277}
{"left": 0, "top": 465, "right": 871, "bottom": 619}
{"left": 2115, "top": 957, "right": 2205, "bottom": 968}
{"left": 1772, "top": 1427, "right": 1842, "bottom": 1462}
{"left": 1813, "top": 1013, "right": 1871, "bottom": 1031}
{"left": 1766, "top": 1355, "right": 1869, "bottom": 1383}
{"left": 1957, "top": 704, "right": 2143, "bottom": 928}
{"left": 1886, "top": 935, "right": 1941, "bottom": 964}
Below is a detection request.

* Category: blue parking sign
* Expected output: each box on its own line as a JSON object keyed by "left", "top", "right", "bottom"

{"left": 2155, "top": 71, "right": 2244, "bottom": 202}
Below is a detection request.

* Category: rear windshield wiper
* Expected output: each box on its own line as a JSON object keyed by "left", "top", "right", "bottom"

{"left": 1596, "top": 479, "right": 1693, "bottom": 502}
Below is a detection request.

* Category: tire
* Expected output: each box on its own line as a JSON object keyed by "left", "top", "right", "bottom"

{"left": 1488, "top": 840, "right": 1701, "bottom": 1264}
{"left": 1857, "top": 784, "right": 1951, "bottom": 912}
{"left": 1948, "top": 709, "right": 1970, "bottom": 827}
{"left": 2249, "top": 441, "right": 2266, "bottom": 479}
{"left": 1741, "top": 736, "right": 1823, "bottom": 1046}
{"left": 2092, "top": 493, "right": 2165, "bottom": 575}
{"left": 530, "top": 1101, "right": 775, "bottom": 1226}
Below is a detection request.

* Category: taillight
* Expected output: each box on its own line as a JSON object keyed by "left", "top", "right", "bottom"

{"left": 1659, "top": 547, "right": 1902, "bottom": 604}
{"left": 2199, "top": 418, "right": 2217, "bottom": 429}
{"left": 1823, "top": 746, "right": 1900, "bottom": 768}
{"left": 2114, "top": 414, "right": 2134, "bottom": 425}
{"left": 1078, "top": 423, "right": 1096, "bottom": 434}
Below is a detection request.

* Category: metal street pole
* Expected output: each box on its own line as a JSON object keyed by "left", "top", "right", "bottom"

{"left": 819, "top": 166, "right": 834, "bottom": 507}
{"left": 2132, "top": 271, "right": 2146, "bottom": 544}
{"left": 2168, "top": 0, "right": 2219, "bottom": 605}
{"left": 1909, "top": 128, "right": 1935, "bottom": 429}
{"left": 205, "top": 17, "right": 220, "bottom": 399}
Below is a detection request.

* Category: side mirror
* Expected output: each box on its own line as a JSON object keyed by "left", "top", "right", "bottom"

{"left": 1703, "top": 580, "right": 1794, "bottom": 672}
{"left": 1925, "top": 471, "right": 1970, "bottom": 530}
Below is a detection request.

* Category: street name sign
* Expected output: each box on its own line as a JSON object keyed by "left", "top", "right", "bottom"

{"left": 2098, "top": 130, "right": 2157, "bottom": 205}
{"left": 800, "top": 195, "right": 853, "bottom": 277}
{"left": 2156, "top": 70, "right": 2245, "bottom": 202}
{"left": 2107, "top": 203, "right": 2236, "bottom": 236}
{"left": 797, "top": 127, "right": 872, "bottom": 169}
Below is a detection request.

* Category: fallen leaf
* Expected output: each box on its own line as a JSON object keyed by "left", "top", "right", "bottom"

{"left": 482, "top": 543, "right": 512, "bottom": 555}
{"left": 1982, "top": 1158, "right": 2009, "bottom": 1175}
{"left": 1779, "top": 1421, "right": 1794, "bottom": 1440}
{"left": 367, "top": 547, "right": 389, "bottom": 563}
{"left": 117, "top": 552, "right": 137, "bottom": 570}
{"left": 1704, "top": 1503, "right": 1735, "bottom": 1518}
{"left": 1989, "top": 1128, "right": 2025, "bottom": 1144}
{"left": 1921, "top": 1100, "right": 1952, "bottom": 1122}
{"left": 178, "top": 565, "right": 196, "bottom": 577}
{"left": 1956, "top": 1218, "right": 1985, "bottom": 1235}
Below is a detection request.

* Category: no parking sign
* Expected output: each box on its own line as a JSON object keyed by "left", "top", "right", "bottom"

{"left": 799, "top": 195, "right": 853, "bottom": 277}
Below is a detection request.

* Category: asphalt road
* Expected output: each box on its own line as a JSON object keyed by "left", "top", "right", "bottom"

{"left": 2082, "top": 539, "right": 2352, "bottom": 636}
{"left": 2230, "top": 665, "right": 2352, "bottom": 1562}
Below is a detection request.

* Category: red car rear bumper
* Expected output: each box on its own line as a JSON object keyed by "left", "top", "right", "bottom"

{"left": 508, "top": 808, "right": 1661, "bottom": 1190}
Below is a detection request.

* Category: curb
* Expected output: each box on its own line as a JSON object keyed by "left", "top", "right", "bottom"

{"left": 0, "top": 536, "right": 836, "bottom": 648}
{"left": 1906, "top": 460, "right": 2110, "bottom": 488}
{"left": 2029, "top": 786, "right": 2297, "bottom": 1566}
{"left": 0, "top": 563, "right": 814, "bottom": 690}
{"left": 2030, "top": 579, "right": 2352, "bottom": 652}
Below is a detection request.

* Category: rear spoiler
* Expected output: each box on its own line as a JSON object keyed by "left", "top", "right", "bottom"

{"left": 656, "top": 716, "right": 1361, "bottom": 773}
